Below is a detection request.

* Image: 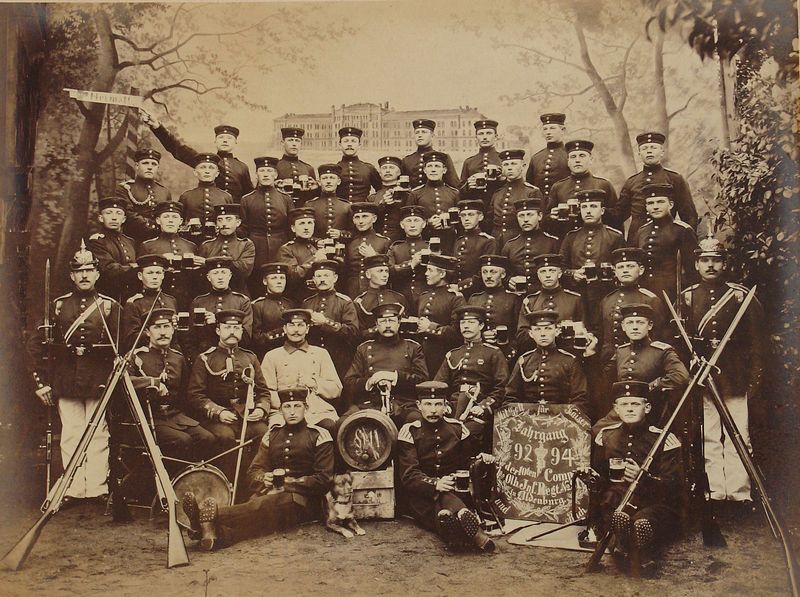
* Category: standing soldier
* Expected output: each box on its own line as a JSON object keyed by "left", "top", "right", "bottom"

{"left": 408, "top": 151, "right": 461, "bottom": 254}
{"left": 251, "top": 263, "right": 296, "bottom": 359}
{"left": 88, "top": 197, "right": 138, "bottom": 302}
{"left": 367, "top": 156, "right": 409, "bottom": 242}
{"left": 526, "top": 113, "right": 570, "bottom": 198}
{"left": 116, "top": 148, "right": 172, "bottom": 243}
{"left": 501, "top": 197, "right": 559, "bottom": 289}
{"left": 343, "top": 203, "right": 391, "bottom": 298}
{"left": 632, "top": 183, "right": 698, "bottom": 302}
{"left": 402, "top": 118, "right": 460, "bottom": 188}
{"left": 487, "top": 149, "right": 541, "bottom": 249}
{"left": 619, "top": 132, "right": 698, "bottom": 241}
{"left": 240, "top": 156, "right": 294, "bottom": 296}
{"left": 178, "top": 153, "right": 233, "bottom": 239}
{"left": 276, "top": 127, "right": 319, "bottom": 207}
{"left": 344, "top": 302, "right": 428, "bottom": 424}
{"left": 453, "top": 199, "right": 496, "bottom": 293}
{"left": 198, "top": 204, "right": 255, "bottom": 295}
{"left": 29, "top": 244, "right": 121, "bottom": 503}
{"left": 460, "top": 119, "right": 503, "bottom": 212}
{"left": 305, "top": 164, "right": 353, "bottom": 242}
{"left": 275, "top": 207, "right": 327, "bottom": 302}
{"left": 678, "top": 236, "right": 765, "bottom": 504}
{"left": 466, "top": 254, "right": 521, "bottom": 361}
{"left": 336, "top": 126, "right": 381, "bottom": 202}
{"left": 121, "top": 254, "right": 178, "bottom": 352}
{"left": 388, "top": 205, "right": 430, "bottom": 313}
{"left": 353, "top": 254, "right": 407, "bottom": 338}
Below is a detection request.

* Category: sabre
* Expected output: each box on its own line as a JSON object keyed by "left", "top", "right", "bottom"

{"left": 232, "top": 365, "right": 256, "bottom": 505}
{"left": 37, "top": 259, "right": 55, "bottom": 495}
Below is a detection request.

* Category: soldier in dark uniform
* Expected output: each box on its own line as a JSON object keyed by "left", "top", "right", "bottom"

{"left": 408, "top": 151, "right": 460, "bottom": 254}
{"left": 121, "top": 254, "right": 179, "bottom": 352}
{"left": 305, "top": 163, "right": 354, "bottom": 242}
{"left": 401, "top": 118, "right": 460, "bottom": 188}
{"left": 251, "top": 263, "right": 295, "bottom": 359}
{"left": 501, "top": 197, "right": 559, "bottom": 290}
{"left": 388, "top": 205, "right": 430, "bottom": 313}
{"left": 181, "top": 387, "right": 333, "bottom": 551}
{"left": 240, "top": 156, "right": 294, "bottom": 296}
{"left": 186, "top": 309, "right": 270, "bottom": 476}
{"left": 343, "top": 302, "right": 428, "bottom": 424}
{"left": 559, "top": 189, "right": 625, "bottom": 329}
{"left": 547, "top": 140, "right": 621, "bottom": 236}
{"left": 188, "top": 256, "right": 253, "bottom": 359}
{"left": 138, "top": 201, "right": 202, "bottom": 311}
{"left": 632, "top": 183, "right": 698, "bottom": 302}
{"left": 397, "top": 382, "right": 495, "bottom": 552}
{"left": 453, "top": 199, "right": 496, "bottom": 292}
{"left": 88, "top": 197, "right": 138, "bottom": 302}
{"left": 466, "top": 254, "right": 521, "bottom": 361}
{"left": 525, "top": 113, "right": 570, "bottom": 199}
{"left": 459, "top": 119, "right": 503, "bottom": 211}
{"left": 276, "top": 207, "right": 327, "bottom": 302}
{"left": 591, "top": 381, "right": 683, "bottom": 575}
{"left": 516, "top": 254, "right": 585, "bottom": 352}
{"left": 197, "top": 203, "right": 255, "bottom": 295}
{"left": 276, "top": 127, "right": 319, "bottom": 207}
{"left": 178, "top": 153, "right": 234, "bottom": 240}
{"left": 29, "top": 243, "right": 121, "bottom": 501}
{"left": 434, "top": 306, "right": 509, "bottom": 448}
{"left": 116, "top": 148, "right": 172, "bottom": 243}
{"left": 336, "top": 126, "right": 381, "bottom": 202}
{"left": 353, "top": 254, "right": 407, "bottom": 338}
{"left": 128, "top": 308, "right": 215, "bottom": 463}
{"left": 140, "top": 107, "right": 254, "bottom": 202}
{"left": 301, "top": 260, "right": 360, "bottom": 381}
{"left": 343, "top": 202, "right": 391, "bottom": 298}
{"left": 619, "top": 132, "right": 698, "bottom": 241}
{"left": 367, "top": 156, "right": 409, "bottom": 242}
{"left": 415, "top": 254, "right": 466, "bottom": 377}
{"left": 503, "top": 310, "right": 589, "bottom": 416}
{"left": 678, "top": 235, "right": 765, "bottom": 502}
{"left": 488, "top": 149, "right": 542, "bottom": 249}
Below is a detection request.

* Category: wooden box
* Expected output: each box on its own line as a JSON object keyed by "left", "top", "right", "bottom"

{"left": 351, "top": 464, "right": 395, "bottom": 520}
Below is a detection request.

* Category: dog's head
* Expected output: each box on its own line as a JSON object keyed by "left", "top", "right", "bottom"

{"left": 331, "top": 472, "right": 354, "bottom": 500}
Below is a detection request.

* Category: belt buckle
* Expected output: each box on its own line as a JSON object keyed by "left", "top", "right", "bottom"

{"left": 74, "top": 346, "right": 86, "bottom": 356}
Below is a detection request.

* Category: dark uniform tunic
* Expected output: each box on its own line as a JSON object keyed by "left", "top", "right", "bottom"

{"left": 516, "top": 287, "right": 584, "bottom": 351}
{"left": 336, "top": 155, "right": 381, "bottom": 202}
{"left": 593, "top": 421, "right": 682, "bottom": 537}
{"left": 632, "top": 217, "right": 697, "bottom": 303}
{"left": 275, "top": 238, "right": 319, "bottom": 301}
{"left": 453, "top": 230, "right": 497, "bottom": 288}
{"left": 467, "top": 288, "right": 521, "bottom": 359}
{"left": 121, "top": 290, "right": 178, "bottom": 352}
{"left": 397, "top": 416, "right": 472, "bottom": 530}
{"left": 598, "top": 285, "right": 667, "bottom": 365}
{"left": 178, "top": 182, "right": 233, "bottom": 234}
{"left": 240, "top": 186, "right": 294, "bottom": 284}
{"left": 215, "top": 421, "right": 333, "bottom": 545}
{"left": 459, "top": 147, "right": 503, "bottom": 211}
{"left": 352, "top": 286, "right": 408, "bottom": 338}
{"left": 344, "top": 337, "right": 428, "bottom": 417}
{"left": 501, "top": 229, "right": 560, "bottom": 281}
{"left": 503, "top": 346, "right": 588, "bottom": 415}
{"left": 128, "top": 345, "right": 215, "bottom": 461}
{"left": 402, "top": 147, "right": 460, "bottom": 189}
{"left": 367, "top": 186, "right": 408, "bottom": 242}
{"left": 526, "top": 141, "right": 570, "bottom": 198}
{"left": 152, "top": 125, "right": 253, "bottom": 201}
{"left": 116, "top": 178, "right": 172, "bottom": 242}
{"left": 416, "top": 286, "right": 466, "bottom": 376}
{"left": 408, "top": 181, "right": 460, "bottom": 253}
{"left": 547, "top": 173, "right": 621, "bottom": 234}
{"left": 343, "top": 230, "right": 392, "bottom": 298}
{"left": 87, "top": 230, "right": 137, "bottom": 301}
{"left": 487, "top": 179, "right": 541, "bottom": 248}
{"left": 276, "top": 154, "right": 318, "bottom": 206}
{"left": 619, "top": 165, "right": 698, "bottom": 241}
{"left": 251, "top": 293, "right": 296, "bottom": 359}
{"left": 188, "top": 289, "right": 253, "bottom": 358}
{"left": 197, "top": 235, "right": 255, "bottom": 295}
{"left": 138, "top": 233, "right": 198, "bottom": 310}
{"left": 301, "top": 290, "right": 360, "bottom": 379}
{"left": 305, "top": 193, "right": 353, "bottom": 239}
{"left": 388, "top": 237, "right": 429, "bottom": 313}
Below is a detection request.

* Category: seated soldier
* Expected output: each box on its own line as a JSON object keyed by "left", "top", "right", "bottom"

{"left": 121, "top": 254, "right": 178, "bottom": 352}
{"left": 590, "top": 381, "right": 683, "bottom": 576}
{"left": 251, "top": 262, "right": 296, "bottom": 359}
{"left": 353, "top": 254, "right": 407, "bottom": 339}
{"left": 182, "top": 387, "right": 334, "bottom": 551}
{"left": 261, "top": 309, "right": 339, "bottom": 433}
{"left": 343, "top": 302, "right": 428, "bottom": 426}
{"left": 397, "top": 381, "right": 496, "bottom": 553}
{"left": 433, "top": 306, "right": 508, "bottom": 450}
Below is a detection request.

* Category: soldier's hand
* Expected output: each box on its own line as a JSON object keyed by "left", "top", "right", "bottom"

{"left": 477, "top": 452, "right": 496, "bottom": 464}
{"left": 139, "top": 107, "right": 160, "bottom": 129}
{"left": 483, "top": 328, "right": 497, "bottom": 343}
{"left": 35, "top": 385, "right": 54, "bottom": 407}
{"left": 435, "top": 476, "right": 456, "bottom": 492}
{"left": 358, "top": 243, "right": 377, "bottom": 257}
{"left": 429, "top": 214, "right": 444, "bottom": 230}
{"left": 466, "top": 173, "right": 482, "bottom": 189}
{"left": 623, "top": 458, "right": 640, "bottom": 483}
{"left": 157, "top": 382, "right": 169, "bottom": 397}
{"left": 382, "top": 188, "right": 396, "bottom": 204}
{"left": 309, "top": 311, "right": 328, "bottom": 326}
{"left": 218, "top": 410, "right": 237, "bottom": 424}
{"left": 417, "top": 317, "right": 433, "bottom": 332}
{"left": 327, "top": 228, "right": 342, "bottom": 240}
{"left": 205, "top": 311, "right": 217, "bottom": 325}
{"left": 313, "top": 249, "right": 328, "bottom": 262}
{"left": 261, "top": 472, "right": 274, "bottom": 492}
{"left": 246, "top": 407, "right": 266, "bottom": 422}
{"left": 583, "top": 332, "right": 598, "bottom": 357}
{"left": 192, "top": 254, "right": 206, "bottom": 267}
{"left": 469, "top": 404, "right": 485, "bottom": 417}
{"left": 573, "top": 268, "right": 587, "bottom": 282}
{"left": 410, "top": 252, "right": 424, "bottom": 268}
{"left": 307, "top": 178, "right": 319, "bottom": 190}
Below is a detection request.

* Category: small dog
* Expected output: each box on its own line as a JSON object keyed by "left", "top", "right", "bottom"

{"left": 325, "top": 472, "right": 366, "bottom": 538}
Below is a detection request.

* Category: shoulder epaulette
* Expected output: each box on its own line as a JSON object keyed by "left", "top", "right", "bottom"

{"left": 518, "top": 349, "right": 537, "bottom": 362}
{"left": 201, "top": 346, "right": 216, "bottom": 355}
{"left": 335, "top": 292, "right": 353, "bottom": 302}
{"left": 479, "top": 232, "right": 494, "bottom": 239}
{"left": 397, "top": 420, "right": 421, "bottom": 443}
{"left": 375, "top": 233, "right": 390, "bottom": 240}
{"left": 506, "top": 233, "right": 522, "bottom": 243}
{"left": 651, "top": 341, "right": 672, "bottom": 350}
{"left": 544, "top": 232, "right": 559, "bottom": 240}
{"left": 564, "top": 289, "right": 581, "bottom": 297}
{"left": 444, "top": 184, "right": 458, "bottom": 191}
{"left": 389, "top": 239, "right": 406, "bottom": 248}
{"left": 557, "top": 348, "right": 576, "bottom": 358}
{"left": 443, "top": 416, "right": 470, "bottom": 439}
{"left": 447, "top": 287, "right": 464, "bottom": 297}
{"left": 252, "top": 296, "right": 265, "bottom": 304}
{"left": 483, "top": 343, "right": 502, "bottom": 352}
{"left": 594, "top": 422, "right": 623, "bottom": 446}
{"left": 523, "top": 182, "right": 539, "bottom": 189}
{"left": 54, "top": 292, "right": 72, "bottom": 304}
{"left": 89, "top": 232, "right": 105, "bottom": 241}
{"left": 200, "top": 238, "right": 215, "bottom": 246}
{"left": 308, "top": 424, "right": 333, "bottom": 445}
{"left": 648, "top": 427, "right": 681, "bottom": 450}
{"left": 618, "top": 342, "right": 631, "bottom": 349}
{"left": 133, "top": 345, "right": 150, "bottom": 354}
{"left": 674, "top": 219, "right": 693, "bottom": 229}
{"left": 411, "top": 184, "right": 425, "bottom": 191}
{"left": 469, "top": 290, "right": 486, "bottom": 298}
{"left": 404, "top": 338, "right": 422, "bottom": 347}
{"left": 120, "top": 180, "right": 134, "bottom": 188}
{"left": 238, "top": 347, "right": 257, "bottom": 357}
{"left": 98, "top": 293, "right": 117, "bottom": 304}
{"left": 606, "top": 226, "right": 624, "bottom": 236}
{"left": 126, "top": 293, "right": 144, "bottom": 304}
{"left": 231, "top": 291, "right": 248, "bottom": 299}
{"left": 663, "top": 167, "right": 681, "bottom": 175}
{"left": 563, "top": 229, "right": 578, "bottom": 239}
{"left": 639, "top": 288, "right": 657, "bottom": 298}
{"left": 726, "top": 282, "right": 748, "bottom": 291}
{"left": 194, "top": 292, "right": 211, "bottom": 299}
{"left": 139, "top": 235, "right": 160, "bottom": 245}
{"left": 168, "top": 347, "right": 184, "bottom": 357}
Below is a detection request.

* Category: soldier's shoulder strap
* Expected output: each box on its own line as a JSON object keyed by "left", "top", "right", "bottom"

{"left": 335, "top": 291, "right": 353, "bottom": 302}
{"left": 238, "top": 347, "right": 257, "bottom": 357}
{"left": 639, "top": 288, "right": 658, "bottom": 298}
{"left": 411, "top": 184, "right": 425, "bottom": 192}
{"left": 557, "top": 348, "right": 577, "bottom": 359}
{"left": 126, "top": 293, "right": 144, "bottom": 304}
{"left": 618, "top": 342, "right": 632, "bottom": 349}
{"left": 594, "top": 422, "right": 623, "bottom": 445}
{"left": 726, "top": 282, "right": 749, "bottom": 301}
{"left": 479, "top": 232, "right": 494, "bottom": 240}
{"left": 252, "top": 296, "right": 265, "bottom": 305}
{"left": 606, "top": 225, "right": 624, "bottom": 236}
{"left": 195, "top": 292, "right": 212, "bottom": 299}
{"left": 447, "top": 287, "right": 464, "bottom": 297}
{"left": 120, "top": 179, "right": 135, "bottom": 189}
{"left": 518, "top": 349, "right": 537, "bottom": 362}
{"left": 649, "top": 426, "right": 682, "bottom": 450}
{"left": 404, "top": 338, "right": 422, "bottom": 347}
{"left": 231, "top": 291, "right": 249, "bottom": 299}
{"left": 307, "top": 424, "right": 333, "bottom": 445}
{"left": 523, "top": 182, "right": 539, "bottom": 189}
{"left": 650, "top": 341, "right": 673, "bottom": 350}
{"left": 443, "top": 183, "right": 458, "bottom": 191}
{"left": 89, "top": 232, "right": 105, "bottom": 241}
{"left": 563, "top": 289, "right": 581, "bottom": 297}
{"left": 397, "top": 420, "right": 422, "bottom": 443}
{"left": 506, "top": 233, "right": 522, "bottom": 243}
{"left": 543, "top": 231, "right": 559, "bottom": 240}
{"left": 443, "top": 416, "right": 470, "bottom": 439}
{"left": 133, "top": 345, "right": 150, "bottom": 354}
{"left": 53, "top": 292, "right": 71, "bottom": 314}
{"left": 169, "top": 347, "right": 184, "bottom": 357}
{"left": 674, "top": 219, "right": 693, "bottom": 230}
{"left": 375, "top": 233, "right": 390, "bottom": 241}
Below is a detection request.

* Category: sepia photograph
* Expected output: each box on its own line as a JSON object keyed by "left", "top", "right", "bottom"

{"left": 0, "top": 1, "right": 797, "bottom": 595}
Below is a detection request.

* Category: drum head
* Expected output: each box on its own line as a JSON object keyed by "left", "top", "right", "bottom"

{"left": 172, "top": 464, "right": 232, "bottom": 528}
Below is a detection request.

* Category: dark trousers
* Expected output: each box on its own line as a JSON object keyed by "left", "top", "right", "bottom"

{"left": 217, "top": 491, "right": 314, "bottom": 547}
{"left": 155, "top": 423, "right": 217, "bottom": 465}
{"left": 201, "top": 419, "right": 269, "bottom": 489}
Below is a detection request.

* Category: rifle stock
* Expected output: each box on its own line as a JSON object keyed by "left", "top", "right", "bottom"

{"left": 1, "top": 511, "right": 53, "bottom": 571}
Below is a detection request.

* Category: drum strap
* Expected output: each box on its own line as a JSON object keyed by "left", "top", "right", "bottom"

{"left": 63, "top": 301, "right": 100, "bottom": 344}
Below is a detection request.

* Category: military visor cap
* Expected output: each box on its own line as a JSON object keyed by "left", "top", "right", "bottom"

{"left": 318, "top": 163, "right": 342, "bottom": 177}
{"left": 134, "top": 148, "right": 161, "bottom": 162}
{"left": 254, "top": 156, "right": 280, "bottom": 169}
{"left": 351, "top": 202, "right": 379, "bottom": 216}
{"left": 575, "top": 189, "right": 606, "bottom": 204}
{"left": 338, "top": 126, "right": 363, "bottom": 139}
{"left": 281, "top": 308, "right": 313, "bottom": 324}
{"left": 453, "top": 305, "right": 487, "bottom": 322}
{"left": 154, "top": 201, "right": 184, "bottom": 217}
{"left": 642, "top": 183, "right": 674, "bottom": 199}
{"left": 278, "top": 387, "right": 309, "bottom": 404}
{"left": 191, "top": 153, "right": 220, "bottom": 167}
{"left": 619, "top": 303, "right": 654, "bottom": 320}
{"left": 399, "top": 205, "right": 426, "bottom": 220}
{"left": 426, "top": 253, "right": 457, "bottom": 272}
{"left": 540, "top": 113, "right": 566, "bottom": 125}
{"left": 422, "top": 151, "right": 447, "bottom": 165}
{"left": 458, "top": 199, "right": 485, "bottom": 213}
{"left": 309, "top": 259, "right": 340, "bottom": 275}
{"left": 216, "top": 309, "right": 245, "bottom": 325}
{"left": 363, "top": 254, "right": 389, "bottom": 270}
{"left": 137, "top": 254, "right": 169, "bottom": 270}
{"left": 474, "top": 119, "right": 499, "bottom": 131}
{"left": 499, "top": 149, "right": 525, "bottom": 161}
{"left": 480, "top": 254, "right": 510, "bottom": 270}
{"left": 214, "top": 203, "right": 241, "bottom": 218}
{"left": 412, "top": 119, "right": 436, "bottom": 131}
{"left": 374, "top": 302, "right": 404, "bottom": 319}
{"left": 378, "top": 156, "right": 403, "bottom": 168}
{"left": 565, "top": 139, "right": 594, "bottom": 154}
{"left": 288, "top": 207, "right": 315, "bottom": 224}
{"left": 524, "top": 309, "right": 559, "bottom": 326}
{"left": 214, "top": 124, "right": 240, "bottom": 138}
{"left": 611, "top": 247, "right": 645, "bottom": 265}
{"left": 98, "top": 197, "right": 128, "bottom": 213}
{"left": 636, "top": 131, "right": 666, "bottom": 146}
{"left": 147, "top": 308, "right": 176, "bottom": 327}
{"left": 533, "top": 253, "right": 564, "bottom": 270}
{"left": 613, "top": 380, "right": 650, "bottom": 401}
{"left": 281, "top": 127, "right": 305, "bottom": 139}
{"left": 205, "top": 256, "right": 234, "bottom": 272}
{"left": 261, "top": 262, "right": 289, "bottom": 276}
{"left": 514, "top": 197, "right": 542, "bottom": 212}
{"left": 416, "top": 381, "right": 450, "bottom": 400}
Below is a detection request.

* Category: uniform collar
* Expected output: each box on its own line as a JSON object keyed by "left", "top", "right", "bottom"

{"left": 198, "top": 181, "right": 216, "bottom": 188}
{"left": 340, "top": 154, "right": 359, "bottom": 162}
{"left": 546, "top": 141, "right": 564, "bottom": 149}
{"left": 417, "top": 145, "right": 433, "bottom": 154}
{"left": 377, "top": 334, "right": 403, "bottom": 346}
{"left": 643, "top": 164, "right": 664, "bottom": 174}
{"left": 283, "top": 340, "right": 310, "bottom": 354}
{"left": 210, "top": 287, "right": 231, "bottom": 296}
{"left": 572, "top": 171, "right": 591, "bottom": 180}
{"left": 427, "top": 180, "right": 445, "bottom": 188}
{"left": 281, "top": 154, "right": 299, "bottom": 162}
{"left": 217, "top": 150, "right": 233, "bottom": 158}
{"left": 478, "top": 146, "right": 496, "bottom": 155}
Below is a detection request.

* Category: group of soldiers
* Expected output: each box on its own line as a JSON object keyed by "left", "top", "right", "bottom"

{"left": 28, "top": 109, "right": 765, "bottom": 572}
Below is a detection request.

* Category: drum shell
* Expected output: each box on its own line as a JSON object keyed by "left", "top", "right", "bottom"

{"left": 337, "top": 410, "right": 398, "bottom": 471}
{"left": 172, "top": 464, "right": 232, "bottom": 527}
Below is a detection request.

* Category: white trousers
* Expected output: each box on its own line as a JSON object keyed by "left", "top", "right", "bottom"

{"left": 703, "top": 392, "right": 751, "bottom": 501}
{"left": 58, "top": 395, "right": 109, "bottom": 498}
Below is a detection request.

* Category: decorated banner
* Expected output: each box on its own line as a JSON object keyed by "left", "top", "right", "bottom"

{"left": 64, "top": 88, "right": 143, "bottom": 108}
{"left": 492, "top": 402, "right": 590, "bottom": 523}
